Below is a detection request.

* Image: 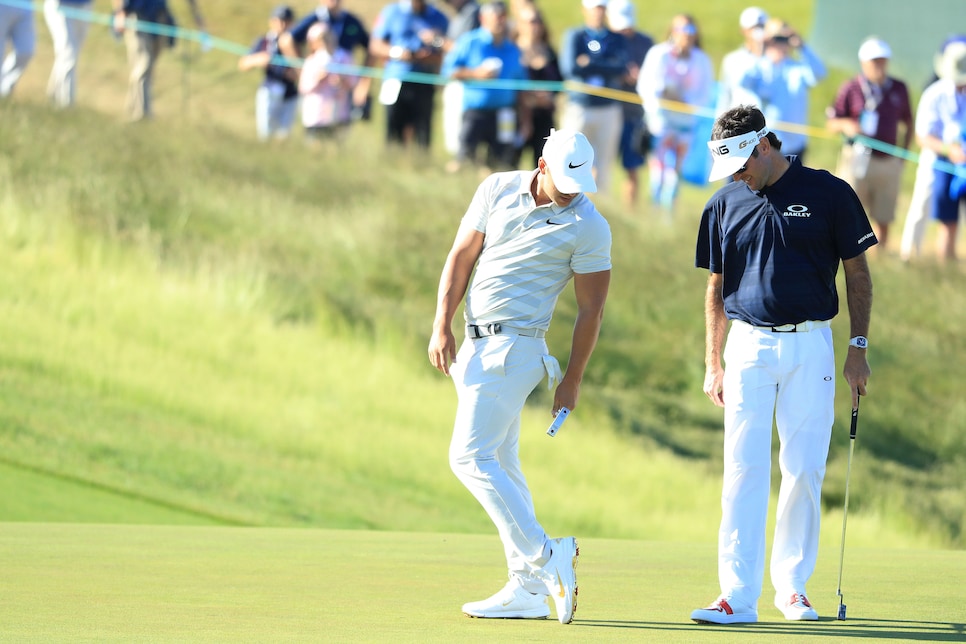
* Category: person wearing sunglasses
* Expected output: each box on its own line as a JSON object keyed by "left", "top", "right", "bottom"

{"left": 691, "top": 104, "right": 875, "bottom": 626}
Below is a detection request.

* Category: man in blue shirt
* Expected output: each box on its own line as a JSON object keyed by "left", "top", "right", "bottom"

{"left": 559, "top": 0, "right": 628, "bottom": 195}
{"left": 444, "top": 1, "right": 527, "bottom": 171}
{"left": 692, "top": 105, "right": 875, "bottom": 626}
{"left": 370, "top": 0, "right": 449, "bottom": 149}
{"left": 280, "top": 0, "right": 373, "bottom": 120}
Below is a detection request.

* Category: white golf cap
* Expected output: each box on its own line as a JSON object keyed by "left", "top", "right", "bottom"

{"left": 858, "top": 37, "right": 891, "bottom": 62}
{"left": 606, "top": 0, "right": 634, "bottom": 30}
{"left": 739, "top": 6, "right": 767, "bottom": 30}
{"left": 707, "top": 128, "right": 769, "bottom": 181}
{"left": 542, "top": 129, "right": 597, "bottom": 194}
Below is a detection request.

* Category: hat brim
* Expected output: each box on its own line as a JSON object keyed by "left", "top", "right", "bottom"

{"left": 707, "top": 128, "right": 767, "bottom": 182}
{"left": 553, "top": 169, "right": 597, "bottom": 194}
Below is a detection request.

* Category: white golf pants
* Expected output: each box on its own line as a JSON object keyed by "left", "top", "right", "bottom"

{"left": 449, "top": 334, "right": 560, "bottom": 591}
{"left": 43, "top": 0, "right": 90, "bottom": 107}
{"left": 718, "top": 321, "right": 835, "bottom": 609}
{"left": 0, "top": 5, "right": 35, "bottom": 97}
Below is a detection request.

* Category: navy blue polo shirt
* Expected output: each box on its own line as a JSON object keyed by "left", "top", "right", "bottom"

{"left": 695, "top": 157, "right": 877, "bottom": 326}
{"left": 290, "top": 7, "right": 370, "bottom": 54}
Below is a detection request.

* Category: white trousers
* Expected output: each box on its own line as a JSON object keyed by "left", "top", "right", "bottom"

{"left": 255, "top": 84, "right": 297, "bottom": 140}
{"left": 43, "top": 0, "right": 90, "bottom": 107}
{"left": 561, "top": 101, "right": 622, "bottom": 194}
{"left": 449, "top": 334, "right": 559, "bottom": 592}
{"left": 0, "top": 5, "right": 35, "bottom": 97}
{"left": 718, "top": 321, "right": 835, "bottom": 609}
{"left": 442, "top": 81, "right": 464, "bottom": 157}
{"left": 899, "top": 150, "right": 937, "bottom": 260}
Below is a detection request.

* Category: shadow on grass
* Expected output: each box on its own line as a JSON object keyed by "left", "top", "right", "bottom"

{"left": 576, "top": 617, "right": 966, "bottom": 641}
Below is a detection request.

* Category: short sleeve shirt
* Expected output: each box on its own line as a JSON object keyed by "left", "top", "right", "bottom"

{"left": 462, "top": 170, "right": 612, "bottom": 330}
{"left": 695, "top": 157, "right": 877, "bottom": 326}
{"left": 372, "top": 1, "right": 449, "bottom": 78}
{"left": 830, "top": 75, "right": 913, "bottom": 153}
{"left": 290, "top": 8, "right": 371, "bottom": 54}
{"left": 445, "top": 28, "right": 526, "bottom": 110}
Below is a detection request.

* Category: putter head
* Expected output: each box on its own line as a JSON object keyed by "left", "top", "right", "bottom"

{"left": 837, "top": 603, "right": 847, "bottom": 620}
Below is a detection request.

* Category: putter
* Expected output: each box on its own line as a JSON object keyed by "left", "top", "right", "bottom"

{"left": 836, "top": 396, "right": 860, "bottom": 621}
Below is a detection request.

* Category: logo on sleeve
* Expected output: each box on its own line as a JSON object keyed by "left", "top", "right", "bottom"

{"left": 782, "top": 204, "right": 811, "bottom": 218}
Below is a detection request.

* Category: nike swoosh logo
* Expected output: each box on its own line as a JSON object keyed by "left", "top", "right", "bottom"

{"left": 568, "top": 161, "right": 587, "bottom": 169}
{"left": 546, "top": 219, "right": 564, "bottom": 225}
{"left": 502, "top": 599, "right": 514, "bottom": 606}
{"left": 556, "top": 571, "right": 565, "bottom": 598}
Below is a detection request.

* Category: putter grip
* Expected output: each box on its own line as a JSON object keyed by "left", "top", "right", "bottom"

{"left": 850, "top": 398, "right": 859, "bottom": 440}
{"left": 546, "top": 407, "right": 570, "bottom": 437}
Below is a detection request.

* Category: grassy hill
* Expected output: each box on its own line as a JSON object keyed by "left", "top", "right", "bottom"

{"left": 0, "top": 0, "right": 963, "bottom": 551}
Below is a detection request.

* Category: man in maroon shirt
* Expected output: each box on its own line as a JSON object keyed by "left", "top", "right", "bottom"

{"left": 827, "top": 37, "right": 913, "bottom": 252}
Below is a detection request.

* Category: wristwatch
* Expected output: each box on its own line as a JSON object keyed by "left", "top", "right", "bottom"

{"left": 849, "top": 336, "right": 868, "bottom": 349}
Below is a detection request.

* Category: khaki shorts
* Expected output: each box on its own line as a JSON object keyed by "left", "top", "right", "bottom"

{"left": 836, "top": 146, "right": 903, "bottom": 225}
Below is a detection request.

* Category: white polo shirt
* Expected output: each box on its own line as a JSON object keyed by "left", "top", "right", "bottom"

{"left": 461, "top": 170, "right": 612, "bottom": 331}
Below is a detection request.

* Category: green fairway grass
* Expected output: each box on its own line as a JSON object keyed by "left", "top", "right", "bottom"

{"left": 1, "top": 523, "right": 962, "bottom": 642}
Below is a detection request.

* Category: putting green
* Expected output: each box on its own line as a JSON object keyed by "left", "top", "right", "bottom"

{"left": 1, "top": 524, "right": 963, "bottom": 642}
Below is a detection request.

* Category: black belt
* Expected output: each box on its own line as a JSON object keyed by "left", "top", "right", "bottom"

{"left": 467, "top": 323, "right": 546, "bottom": 339}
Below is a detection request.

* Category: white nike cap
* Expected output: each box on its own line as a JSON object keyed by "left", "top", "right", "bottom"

{"left": 542, "top": 128, "right": 597, "bottom": 194}
{"left": 707, "top": 127, "right": 769, "bottom": 181}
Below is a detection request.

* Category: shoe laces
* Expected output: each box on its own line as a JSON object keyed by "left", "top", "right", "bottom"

{"left": 788, "top": 593, "right": 812, "bottom": 608}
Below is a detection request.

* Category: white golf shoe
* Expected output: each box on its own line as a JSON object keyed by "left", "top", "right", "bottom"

{"left": 690, "top": 597, "right": 758, "bottom": 624}
{"left": 534, "top": 537, "right": 579, "bottom": 624}
{"left": 461, "top": 579, "right": 550, "bottom": 619}
{"left": 775, "top": 592, "right": 819, "bottom": 620}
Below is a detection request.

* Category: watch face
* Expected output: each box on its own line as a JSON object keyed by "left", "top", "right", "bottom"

{"left": 852, "top": 337, "right": 868, "bottom": 348}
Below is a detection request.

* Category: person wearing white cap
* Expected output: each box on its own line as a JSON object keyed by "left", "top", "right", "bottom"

{"left": 429, "top": 128, "right": 610, "bottom": 625}
{"left": 692, "top": 104, "right": 875, "bottom": 625}
{"left": 716, "top": 6, "right": 768, "bottom": 115}
{"left": 559, "top": 0, "right": 629, "bottom": 195}
{"left": 827, "top": 37, "right": 913, "bottom": 253}
{"left": 606, "top": 0, "right": 653, "bottom": 208}
{"left": 636, "top": 13, "right": 714, "bottom": 211}
{"left": 910, "top": 39, "right": 966, "bottom": 262}
{"left": 738, "top": 17, "right": 826, "bottom": 160}
{"left": 898, "top": 34, "right": 966, "bottom": 262}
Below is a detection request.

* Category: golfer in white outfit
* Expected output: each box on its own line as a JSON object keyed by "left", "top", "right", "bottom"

{"left": 428, "top": 129, "right": 611, "bottom": 625}
{"left": 692, "top": 105, "right": 875, "bottom": 625}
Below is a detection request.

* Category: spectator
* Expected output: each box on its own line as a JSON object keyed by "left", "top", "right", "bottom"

{"left": 444, "top": 1, "right": 527, "bottom": 172}
{"left": 739, "top": 18, "right": 826, "bottom": 159}
{"left": 111, "top": 0, "right": 207, "bottom": 121}
{"left": 370, "top": 0, "right": 449, "bottom": 149}
{"left": 0, "top": 0, "right": 35, "bottom": 98}
{"left": 299, "top": 21, "right": 357, "bottom": 143}
{"left": 514, "top": 2, "right": 561, "bottom": 167}
{"left": 43, "top": 0, "right": 92, "bottom": 107}
{"left": 716, "top": 6, "right": 767, "bottom": 115}
{"left": 914, "top": 40, "right": 966, "bottom": 262}
{"left": 636, "top": 13, "right": 713, "bottom": 212}
{"left": 238, "top": 5, "right": 299, "bottom": 141}
{"left": 827, "top": 37, "right": 913, "bottom": 253}
{"left": 606, "top": 0, "right": 652, "bottom": 207}
{"left": 899, "top": 34, "right": 966, "bottom": 262}
{"left": 281, "top": 0, "right": 373, "bottom": 121}
{"left": 440, "top": 0, "right": 481, "bottom": 158}
{"left": 559, "top": 0, "right": 628, "bottom": 195}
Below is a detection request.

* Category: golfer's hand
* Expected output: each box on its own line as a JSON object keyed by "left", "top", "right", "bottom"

{"left": 703, "top": 365, "right": 725, "bottom": 408}
{"left": 843, "top": 349, "right": 871, "bottom": 408}
{"left": 428, "top": 328, "right": 457, "bottom": 376}
{"left": 552, "top": 378, "right": 580, "bottom": 417}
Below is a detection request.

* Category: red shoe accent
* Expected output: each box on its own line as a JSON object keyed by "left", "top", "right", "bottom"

{"left": 708, "top": 599, "right": 734, "bottom": 615}
{"left": 790, "top": 593, "right": 812, "bottom": 608}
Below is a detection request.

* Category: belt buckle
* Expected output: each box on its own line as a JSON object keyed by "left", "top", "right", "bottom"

{"left": 487, "top": 323, "right": 502, "bottom": 335}
{"left": 771, "top": 323, "right": 796, "bottom": 333}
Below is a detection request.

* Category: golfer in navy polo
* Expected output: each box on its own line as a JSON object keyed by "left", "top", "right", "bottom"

{"left": 691, "top": 105, "right": 876, "bottom": 625}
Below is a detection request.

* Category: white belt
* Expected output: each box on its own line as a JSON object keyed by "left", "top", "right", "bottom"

{"left": 738, "top": 319, "right": 831, "bottom": 333}
{"left": 467, "top": 323, "right": 546, "bottom": 339}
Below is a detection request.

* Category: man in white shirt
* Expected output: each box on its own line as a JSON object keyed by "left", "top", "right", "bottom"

{"left": 428, "top": 129, "right": 611, "bottom": 626}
